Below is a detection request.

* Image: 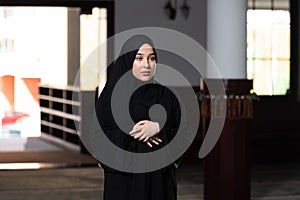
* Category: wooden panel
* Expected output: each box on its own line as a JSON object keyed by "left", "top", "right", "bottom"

{"left": 202, "top": 79, "right": 252, "bottom": 200}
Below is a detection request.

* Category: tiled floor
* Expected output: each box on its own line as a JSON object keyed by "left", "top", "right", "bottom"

{"left": 0, "top": 161, "right": 299, "bottom": 200}
{"left": 251, "top": 163, "right": 300, "bottom": 200}
{"left": 0, "top": 137, "right": 299, "bottom": 200}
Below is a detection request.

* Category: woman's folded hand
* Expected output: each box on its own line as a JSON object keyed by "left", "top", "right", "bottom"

{"left": 129, "top": 120, "right": 162, "bottom": 147}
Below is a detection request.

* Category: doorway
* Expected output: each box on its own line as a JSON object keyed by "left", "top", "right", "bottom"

{"left": 0, "top": 2, "right": 113, "bottom": 166}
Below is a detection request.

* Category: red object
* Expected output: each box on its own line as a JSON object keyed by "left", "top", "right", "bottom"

{"left": 2, "top": 112, "right": 29, "bottom": 126}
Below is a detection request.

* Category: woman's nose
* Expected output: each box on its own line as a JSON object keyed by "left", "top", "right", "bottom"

{"left": 142, "top": 58, "right": 150, "bottom": 67}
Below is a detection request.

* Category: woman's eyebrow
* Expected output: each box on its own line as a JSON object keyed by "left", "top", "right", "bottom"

{"left": 136, "top": 52, "right": 155, "bottom": 55}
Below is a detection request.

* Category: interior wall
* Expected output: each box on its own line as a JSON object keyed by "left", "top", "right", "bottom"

{"left": 115, "top": 0, "right": 206, "bottom": 49}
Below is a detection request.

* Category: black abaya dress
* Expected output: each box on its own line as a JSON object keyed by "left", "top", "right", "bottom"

{"left": 96, "top": 35, "right": 181, "bottom": 200}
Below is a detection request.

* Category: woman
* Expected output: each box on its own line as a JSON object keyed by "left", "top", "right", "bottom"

{"left": 96, "top": 35, "right": 181, "bottom": 200}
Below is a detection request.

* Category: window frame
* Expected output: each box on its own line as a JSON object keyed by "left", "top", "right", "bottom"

{"left": 290, "top": 0, "right": 300, "bottom": 101}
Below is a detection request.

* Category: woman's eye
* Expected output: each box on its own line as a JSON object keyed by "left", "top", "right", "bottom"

{"left": 136, "top": 57, "right": 143, "bottom": 61}
{"left": 149, "top": 57, "right": 156, "bottom": 61}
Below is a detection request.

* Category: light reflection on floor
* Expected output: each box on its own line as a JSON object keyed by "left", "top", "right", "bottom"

{"left": 0, "top": 163, "right": 77, "bottom": 170}
{"left": 0, "top": 163, "right": 42, "bottom": 170}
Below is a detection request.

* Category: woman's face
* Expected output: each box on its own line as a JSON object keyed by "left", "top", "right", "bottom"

{"left": 132, "top": 43, "right": 156, "bottom": 82}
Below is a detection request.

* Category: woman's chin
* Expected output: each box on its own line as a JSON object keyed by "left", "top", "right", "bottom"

{"left": 136, "top": 76, "right": 153, "bottom": 82}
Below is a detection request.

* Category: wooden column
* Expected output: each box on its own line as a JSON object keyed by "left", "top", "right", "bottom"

{"left": 202, "top": 79, "right": 252, "bottom": 200}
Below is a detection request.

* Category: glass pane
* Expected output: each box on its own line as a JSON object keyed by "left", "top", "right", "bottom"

{"left": 247, "top": 0, "right": 289, "bottom": 10}
{"left": 247, "top": 59, "right": 255, "bottom": 80}
{"left": 254, "top": 28, "right": 272, "bottom": 59}
{"left": 250, "top": 59, "right": 290, "bottom": 96}
{"left": 0, "top": 7, "right": 68, "bottom": 138}
{"left": 247, "top": 9, "right": 290, "bottom": 96}
{"left": 0, "top": 7, "right": 68, "bottom": 85}
{"left": 272, "top": 11, "right": 290, "bottom": 59}
{"left": 273, "top": 60, "right": 290, "bottom": 95}
{"left": 255, "top": 0, "right": 271, "bottom": 10}
{"left": 274, "top": 0, "right": 289, "bottom": 10}
{"left": 252, "top": 60, "right": 273, "bottom": 95}
{"left": 272, "top": 28, "right": 290, "bottom": 59}
{"left": 80, "top": 8, "right": 107, "bottom": 91}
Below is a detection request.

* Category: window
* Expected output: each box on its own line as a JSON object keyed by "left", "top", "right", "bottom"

{"left": 0, "top": 7, "right": 68, "bottom": 84}
{"left": 80, "top": 8, "right": 107, "bottom": 91}
{"left": 0, "top": 7, "right": 68, "bottom": 137}
{"left": 247, "top": 0, "right": 290, "bottom": 96}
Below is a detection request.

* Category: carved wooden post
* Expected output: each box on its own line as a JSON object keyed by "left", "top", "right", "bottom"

{"left": 201, "top": 79, "right": 253, "bottom": 200}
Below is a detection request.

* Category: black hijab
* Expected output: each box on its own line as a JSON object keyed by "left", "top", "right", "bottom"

{"left": 96, "top": 35, "right": 180, "bottom": 153}
{"left": 107, "top": 35, "right": 157, "bottom": 88}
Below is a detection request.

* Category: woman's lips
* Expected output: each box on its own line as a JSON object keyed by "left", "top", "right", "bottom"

{"left": 141, "top": 71, "right": 151, "bottom": 76}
